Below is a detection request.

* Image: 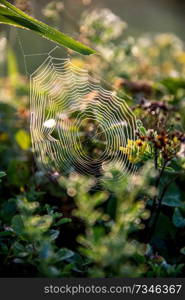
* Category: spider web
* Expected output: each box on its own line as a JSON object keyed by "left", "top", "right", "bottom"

{"left": 30, "top": 54, "right": 137, "bottom": 182}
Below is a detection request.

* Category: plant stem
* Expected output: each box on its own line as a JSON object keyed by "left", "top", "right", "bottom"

{"left": 146, "top": 160, "right": 169, "bottom": 242}
{"left": 150, "top": 174, "right": 178, "bottom": 236}
{"left": 154, "top": 146, "right": 158, "bottom": 170}
{"left": 150, "top": 160, "right": 167, "bottom": 218}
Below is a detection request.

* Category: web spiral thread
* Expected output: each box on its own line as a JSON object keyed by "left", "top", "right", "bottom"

{"left": 30, "top": 56, "right": 137, "bottom": 181}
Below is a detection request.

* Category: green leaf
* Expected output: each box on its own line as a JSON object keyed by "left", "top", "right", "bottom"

{"left": 11, "top": 215, "right": 24, "bottom": 235}
{"left": 0, "top": 231, "right": 13, "bottom": 237}
{"left": 136, "top": 119, "right": 147, "bottom": 135}
{"left": 57, "top": 248, "right": 74, "bottom": 261}
{"left": 0, "top": 0, "right": 95, "bottom": 55}
{"left": 15, "top": 129, "right": 30, "bottom": 150}
{"left": 0, "top": 171, "right": 6, "bottom": 178}
{"left": 173, "top": 208, "right": 185, "bottom": 228}
{"left": 92, "top": 191, "right": 109, "bottom": 206}
{"left": 26, "top": 215, "right": 53, "bottom": 233}
{"left": 17, "top": 197, "right": 39, "bottom": 213}
{"left": 13, "top": 241, "right": 25, "bottom": 256}
{"left": 180, "top": 247, "right": 185, "bottom": 255}
{"left": 161, "top": 77, "right": 185, "bottom": 94}
{"left": 55, "top": 217, "right": 71, "bottom": 226}
{"left": 49, "top": 229, "right": 60, "bottom": 241}
{"left": 0, "top": 198, "right": 16, "bottom": 222}
{"left": 161, "top": 182, "right": 183, "bottom": 207}
{"left": 39, "top": 241, "right": 53, "bottom": 260}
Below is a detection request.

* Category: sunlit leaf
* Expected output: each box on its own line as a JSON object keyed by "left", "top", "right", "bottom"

{"left": 15, "top": 129, "right": 30, "bottom": 150}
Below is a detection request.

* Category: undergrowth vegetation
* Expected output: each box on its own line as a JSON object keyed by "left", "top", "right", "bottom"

{"left": 0, "top": 2, "right": 185, "bottom": 277}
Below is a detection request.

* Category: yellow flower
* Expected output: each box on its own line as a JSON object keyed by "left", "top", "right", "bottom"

{"left": 173, "top": 136, "right": 179, "bottom": 144}
{"left": 120, "top": 139, "right": 150, "bottom": 163}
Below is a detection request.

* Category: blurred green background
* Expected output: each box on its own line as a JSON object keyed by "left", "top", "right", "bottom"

{"left": 0, "top": 0, "right": 185, "bottom": 278}
{"left": 1, "top": 0, "right": 185, "bottom": 75}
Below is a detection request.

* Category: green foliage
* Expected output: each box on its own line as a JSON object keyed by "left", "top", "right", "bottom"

{"left": 0, "top": 5, "right": 185, "bottom": 278}
{"left": 173, "top": 208, "right": 185, "bottom": 228}
{"left": 0, "top": 193, "right": 88, "bottom": 277}
{"left": 0, "top": 171, "right": 6, "bottom": 179}
{"left": 7, "top": 160, "right": 30, "bottom": 187}
{"left": 67, "top": 175, "right": 147, "bottom": 277}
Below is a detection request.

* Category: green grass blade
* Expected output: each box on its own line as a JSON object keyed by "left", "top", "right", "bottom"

{"left": 0, "top": 0, "right": 95, "bottom": 55}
